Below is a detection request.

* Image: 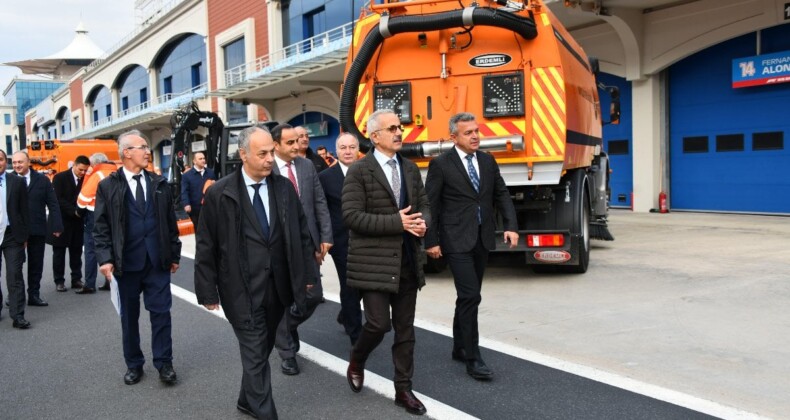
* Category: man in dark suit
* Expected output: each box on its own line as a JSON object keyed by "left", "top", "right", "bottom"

{"left": 11, "top": 151, "right": 63, "bottom": 306}
{"left": 425, "top": 112, "right": 519, "bottom": 381}
{"left": 195, "top": 126, "right": 316, "bottom": 420}
{"left": 51, "top": 155, "right": 90, "bottom": 292}
{"left": 180, "top": 150, "right": 216, "bottom": 227}
{"left": 343, "top": 109, "right": 431, "bottom": 415}
{"left": 0, "top": 150, "right": 31, "bottom": 328}
{"left": 295, "top": 126, "right": 329, "bottom": 173}
{"left": 318, "top": 132, "right": 362, "bottom": 344}
{"left": 94, "top": 130, "right": 181, "bottom": 385}
{"left": 271, "top": 123, "right": 332, "bottom": 376}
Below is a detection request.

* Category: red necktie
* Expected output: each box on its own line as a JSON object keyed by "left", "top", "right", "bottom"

{"left": 286, "top": 162, "right": 299, "bottom": 196}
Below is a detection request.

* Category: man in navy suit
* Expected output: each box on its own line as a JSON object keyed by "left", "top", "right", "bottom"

{"left": 271, "top": 123, "right": 332, "bottom": 376}
{"left": 51, "top": 155, "right": 90, "bottom": 292}
{"left": 180, "top": 151, "right": 216, "bottom": 227}
{"left": 11, "top": 151, "right": 63, "bottom": 306}
{"left": 94, "top": 129, "right": 181, "bottom": 385}
{"left": 425, "top": 112, "right": 519, "bottom": 381}
{"left": 318, "top": 133, "right": 362, "bottom": 344}
{"left": 0, "top": 150, "right": 31, "bottom": 328}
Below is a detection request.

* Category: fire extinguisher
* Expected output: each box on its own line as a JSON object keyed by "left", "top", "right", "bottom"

{"left": 659, "top": 191, "right": 668, "bottom": 213}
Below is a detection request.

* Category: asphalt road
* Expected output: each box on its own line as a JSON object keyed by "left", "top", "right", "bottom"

{"left": 0, "top": 250, "right": 715, "bottom": 420}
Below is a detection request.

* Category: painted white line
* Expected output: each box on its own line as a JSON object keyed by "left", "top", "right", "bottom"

{"left": 176, "top": 254, "right": 762, "bottom": 419}
{"left": 170, "top": 284, "right": 476, "bottom": 420}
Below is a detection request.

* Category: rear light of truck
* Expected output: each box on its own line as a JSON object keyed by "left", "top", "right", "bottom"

{"left": 527, "top": 234, "right": 564, "bottom": 247}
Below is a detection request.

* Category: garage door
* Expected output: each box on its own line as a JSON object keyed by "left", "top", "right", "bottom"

{"left": 599, "top": 73, "right": 633, "bottom": 208}
{"left": 669, "top": 24, "right": 790, "bottom": 214}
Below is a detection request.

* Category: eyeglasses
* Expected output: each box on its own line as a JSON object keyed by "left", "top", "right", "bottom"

{"left": 126, "top": 145, "right": 151, "bottom": 152}
{"left": 373, "top": 125, "right": 404, "bottom": 134}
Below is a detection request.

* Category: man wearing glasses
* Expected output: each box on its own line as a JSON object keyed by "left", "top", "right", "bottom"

{"left": 343, "top": 109, "right": 431, "bottom": 415}
{"left": 94, "top": 130, "right": 182, "bottom": 386}
{"left": 295, "top": 126, "right": 329, "bottom": 173}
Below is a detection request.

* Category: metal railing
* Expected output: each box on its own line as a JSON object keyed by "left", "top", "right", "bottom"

{"left": 224, "top": 20, "right": 355, "bottom": 88}
{"left": 68, "top": 83, "right": 207, "bottom": 137}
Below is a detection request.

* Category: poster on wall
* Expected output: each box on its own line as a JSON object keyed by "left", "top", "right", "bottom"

{"left": 732, "top": 50, "right": 790, "bottom": 88}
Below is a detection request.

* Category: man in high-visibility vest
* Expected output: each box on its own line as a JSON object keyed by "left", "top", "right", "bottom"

{"left": 77, "top": 153, "right": 117, "bottom": 293}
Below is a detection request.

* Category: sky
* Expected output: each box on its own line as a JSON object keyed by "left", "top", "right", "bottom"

{"left": 0, "top": 0, "right": 135, "bottom": 98}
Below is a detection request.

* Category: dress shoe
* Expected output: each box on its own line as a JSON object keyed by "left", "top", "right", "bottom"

{"left": 98, "top": 281, "right": 111, "bottom": 291}
{"left": 347, "top": 360, "right": 364, "bottom": 393}
{"left": 466, "top": 360, "right": 493, "bottom": 381}
{"left": 336, "top": 310, "right": 345, "bottom": 325}
{"left": 75, "top": 287, "right": 96, "bottom": 295}
{"left": 71, "top": 280, "right": 85, "bottom": 289}
{"left": 158, "top": 364, "right": 178, "bottom": 384}
{"left": 28, "top": 296, "right": 49, "bottom": 306}
{"left": 12, "top": 318, "right": 32, "bottom": 329}
{"left": 281, "top": 357, "right": 299, "bottom": 375}
{"left": 394, "top": 390, "right": 427, "bottom": 415}
{"left": 236, "top": 402, "right": 257, "bottom": 418}
{"left": 124, "top": 367, "right": 144, "bottom": 385}
{"left": 56, "top": 283, "right": 67, "bottom": 292}
{"left": 451, "top": 348, "right": 467, "bottom": 362}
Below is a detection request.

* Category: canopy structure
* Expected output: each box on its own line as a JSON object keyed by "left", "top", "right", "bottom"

{"left": 3, "top": 22, "right": 104, "bottom": 77}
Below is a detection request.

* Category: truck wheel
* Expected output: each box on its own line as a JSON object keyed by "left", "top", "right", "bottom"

{"left": 564, "top": 170, "right": 591, "bottom": 273}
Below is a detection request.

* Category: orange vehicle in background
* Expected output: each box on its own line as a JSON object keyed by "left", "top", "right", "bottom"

{"left": 339, "top": 0, "right": 621, "bottom": 273}
{"left": 27, "top": 139, "right": 120, "bottom": 178}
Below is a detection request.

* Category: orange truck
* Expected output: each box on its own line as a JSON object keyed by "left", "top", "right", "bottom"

{"left": 27, "top": 138, "right": 195, "bottom": 236}
{"left": 340, "top": 0, "right": 619, "bottom": 273}
{"left": 27, "top": 139, "right": 120, "bottom": 178}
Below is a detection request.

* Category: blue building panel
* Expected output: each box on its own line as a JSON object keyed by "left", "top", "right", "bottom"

{"left": 669, "top": 23, "right": 790, "bottom": 214}
{"left": 286, "top": 111, "right": 339, "bottom": 155}
{"left": 599, "top": 73, "right": 633, "bottom": 208}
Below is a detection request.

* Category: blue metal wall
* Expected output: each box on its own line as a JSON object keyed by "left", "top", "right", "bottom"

{"left": 286, "top": 111, "right": 340, "bottom": 154}
{"left": 599, "top": 73, "right": 633, "bottom": 208}
{"left": 669, "top": 23, "right": 790, "bottom": 213}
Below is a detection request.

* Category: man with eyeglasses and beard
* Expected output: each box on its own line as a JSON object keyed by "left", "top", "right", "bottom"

{"left": 343, "top": 109, "right": 431, "bottom": 415}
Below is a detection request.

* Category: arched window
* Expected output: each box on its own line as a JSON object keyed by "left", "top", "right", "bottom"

{"left": 88, "top": 85, "right": 112, "bottom": 124}
{"left": 156, "top": 33, "right": 206, "bottom": 98}
{"left": 117, "top": 65, "right": 150, "bottom": 112}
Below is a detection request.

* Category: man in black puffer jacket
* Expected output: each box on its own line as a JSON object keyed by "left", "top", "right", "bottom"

{"left": 342, "top": 109, "right": 431, "bottom": 416}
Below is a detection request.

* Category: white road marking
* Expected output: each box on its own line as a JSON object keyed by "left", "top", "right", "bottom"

{"left": 171, "top": 284, "right": 477, "bottom": 420}
{"left": 177, "top": 250, "right": 763, "bottom": 419}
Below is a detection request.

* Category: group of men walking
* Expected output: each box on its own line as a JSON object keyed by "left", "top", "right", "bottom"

{"left": 1, "top": 111, "right": 518, "bottom": 419}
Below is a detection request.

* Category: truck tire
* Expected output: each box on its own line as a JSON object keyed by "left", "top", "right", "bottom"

{"left": 561, "top": 169, "right": 591, "bottom": 273}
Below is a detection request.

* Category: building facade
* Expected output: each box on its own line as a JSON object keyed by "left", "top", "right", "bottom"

{"left": 16, "top": 0, "right": 790, "bottom": 214}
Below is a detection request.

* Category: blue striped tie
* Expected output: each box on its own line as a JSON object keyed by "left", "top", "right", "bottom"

{"left": 466, "top": 154, "right": 481, "bottom": 224}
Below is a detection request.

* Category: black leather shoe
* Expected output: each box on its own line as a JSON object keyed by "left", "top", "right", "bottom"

{"left": 71, "top": 280, "right": 85, "bottom": 289}
{"left": 395, "top": 390, "right": 427, "bottom": 415}
{"left": 236, "top": 402, "right": 257, "bottom": 418}
{"left": 466, "top": 360, "right": 493, "bottom": 381}
{"left": 158, "top": 364, "right": 178, "bottom": 384}
{"left": 347, "top": 360, "right": 364, "bottom": 393}
{"left": 75, "top": 287, "right": 96, "bottom": 294}
{"left": 281, "top": 357, "right": 299, "bottom": 375}
{"left": 124, "top": 367, "right": 144, "bottom": 385}
{"left": 12, "top": 318, "right": 32, "bottom": 329}
{"left": 28, "top": 296, "right": 49, "bottom": 306}
{"left": 336, "top": 310, "right": 344, "bottom": 325}
{"left": 56, "top": 284, "right": 67, "bottom": 292}
{"left": 98, "top": 281, "right": 111, "bottom": 291}
{"left": 451, "top": 348, "right": 467, "bottom": 362}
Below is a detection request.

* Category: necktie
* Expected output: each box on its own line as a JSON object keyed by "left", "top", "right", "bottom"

{"left": 252, "top": 183, "right": 270, "bottom": 240}
{"left": 466, "top": 154, "right": 482, "bottom": 224}
{"left": 286, "top": 162, "right": 299, "bottom": 196}
{"left": 132, "top": 174, "right": 145, "bottom": 211}
{"left": 388, "top": 159, "right": 401, "bottom": 203}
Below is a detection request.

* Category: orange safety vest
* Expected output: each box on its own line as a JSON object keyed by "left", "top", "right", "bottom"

{"left": 77, "top": 163, "right": 118, "bottom": 211}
